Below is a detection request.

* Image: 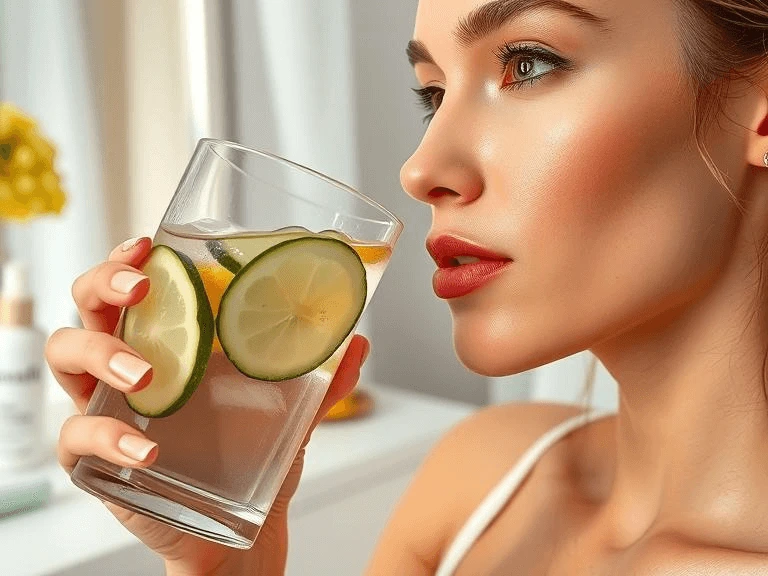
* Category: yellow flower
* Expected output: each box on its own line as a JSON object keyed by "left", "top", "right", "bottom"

{"left": 0, "top": 102, "right": 67, "bottom": 222}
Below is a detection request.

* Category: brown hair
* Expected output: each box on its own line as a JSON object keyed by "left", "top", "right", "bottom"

{"left": 580, "top": 0, "right": 768, "bottom": 408}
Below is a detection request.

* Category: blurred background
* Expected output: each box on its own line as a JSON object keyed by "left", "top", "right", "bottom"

{"left": 0, "top": 1, "right": 618, "bottom": 575}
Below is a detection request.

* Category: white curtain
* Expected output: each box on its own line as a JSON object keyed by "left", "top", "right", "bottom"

{"left": 251, "top": 0, "right": 359, "bottom": 186}
{"left": 0, "top": 0, "right": 109, "bottom": 402}
{"left": 177, "top": 0, "right": 359, "bottom": 198}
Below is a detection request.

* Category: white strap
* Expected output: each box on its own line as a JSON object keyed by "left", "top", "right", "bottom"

{"left": 434, "top": 409, "right": 615, "bottom": 576}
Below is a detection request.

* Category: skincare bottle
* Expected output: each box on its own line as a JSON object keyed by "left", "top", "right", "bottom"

{"left": 0, "top": 261, "right": 46, "bottom": 471}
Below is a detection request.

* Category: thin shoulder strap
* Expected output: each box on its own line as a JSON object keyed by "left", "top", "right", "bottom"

{"left": 434, "top": 409, "right": 615, "bottom": 576}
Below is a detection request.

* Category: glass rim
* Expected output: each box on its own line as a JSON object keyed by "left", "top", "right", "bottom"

{"left": 198, "top": 138, "right": 405, "bottom": 236}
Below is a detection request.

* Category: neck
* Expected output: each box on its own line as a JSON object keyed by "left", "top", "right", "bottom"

{"left": 591, "top": 239, "right": 768, "bottom": 552}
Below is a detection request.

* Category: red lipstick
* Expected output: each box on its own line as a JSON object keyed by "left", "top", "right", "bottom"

{"left": 426, "top": 235, "right": 512, "bottom": 299}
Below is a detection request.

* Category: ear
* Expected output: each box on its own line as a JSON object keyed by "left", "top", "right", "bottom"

{"left": 744, "top": 79, "right": 768, "bottom": 169}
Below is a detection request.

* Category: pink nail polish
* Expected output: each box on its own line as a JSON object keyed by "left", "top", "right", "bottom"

{"left": 118, "top": 435, "right": 157, "bottom": 461}
{"left": 109, "top": 351, "right": 152, "bottom": 388}
{"left": 110, "top": 271, "right": 148, "bottom": 294}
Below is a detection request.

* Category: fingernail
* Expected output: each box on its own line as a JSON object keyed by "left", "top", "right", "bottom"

{"left": 361, "top": 341, "right": 370, "bottom": 365}
{"left": 118, "top": 435, "right": 157, "bottom": 462}
{"left": 111, "top": 270, "right": 148, "bottom": 294}
{"left": 109, "top": 351, "right": 152, "bottom": 389}
{"left": 121, "top": 237, "right": 141, "bottom": 251}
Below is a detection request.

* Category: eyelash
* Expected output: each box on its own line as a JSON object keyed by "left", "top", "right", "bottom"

{"left": 413, "top": 43, "right": 574, "bottom": 124}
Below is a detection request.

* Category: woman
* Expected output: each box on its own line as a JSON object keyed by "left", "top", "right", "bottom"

{"left": 46, "top": 0, "right": 768, "bottom": 573}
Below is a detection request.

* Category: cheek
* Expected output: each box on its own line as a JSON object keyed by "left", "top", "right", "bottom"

{"left": 492, "top": 75, "right": 701, "bottom": 307}
{"left": 529, "top": 83, "right": 734, "bottom": 314}
{"left": 526, "top": 81, "right": 693, "bottom": 249}
{"left": 451, "top": 73, "right": 737, "bottom": 376}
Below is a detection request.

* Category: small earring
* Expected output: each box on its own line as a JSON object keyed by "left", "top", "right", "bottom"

{"left": 763, "top": 151, "right": 768, "bottom": 167}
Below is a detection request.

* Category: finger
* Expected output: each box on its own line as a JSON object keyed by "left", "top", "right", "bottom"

{"left": 46, "top": 328, "right": 153, "bottom": 413}
{"left": 72, "top": 239, "right": 152, "bottom": 333}
{"left": 58, "top": 415, "right": 158, "bottom": 474}
{"left": 301, "top": 335, "right": 369, "bottom": 446}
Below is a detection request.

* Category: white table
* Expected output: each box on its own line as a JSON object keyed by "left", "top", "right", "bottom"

{"left": 0, "top": 385, "right": 475, "bottom": 576}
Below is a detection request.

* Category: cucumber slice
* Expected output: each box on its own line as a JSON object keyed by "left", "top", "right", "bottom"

{"left": 216, "top": 237, "right": 367, "bottom": 381}
{"left": 123, "top": 245, "right": 214, "bottom": 417}
{"left": 205, "top": 229, "right": 310, "bottom": 274}
{"left": 204, "top": 239, "right": 246, "bottom": 275}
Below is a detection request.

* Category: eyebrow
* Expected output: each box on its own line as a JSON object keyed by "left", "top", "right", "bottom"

{"left": 406, "top": 0, "right": 611, "bottom": 67}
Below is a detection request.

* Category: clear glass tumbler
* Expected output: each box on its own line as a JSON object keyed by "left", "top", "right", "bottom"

{"left": 71, "top": 139, "right": 403, "bottom": 548}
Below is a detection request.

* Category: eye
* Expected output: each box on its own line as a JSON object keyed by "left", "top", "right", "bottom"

{"left": 494, "top": 42, "right": 573, "bottom": 91}
{"left": 412, "top": 86, "right": 444, "bottom": 124}
{"left": 503, "top": 56, "right": 556, "bottom": 86}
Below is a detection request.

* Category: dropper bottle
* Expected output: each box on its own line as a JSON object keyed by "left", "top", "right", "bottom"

{"left": 0, "top": 261, "right": 46, "bottom": 471}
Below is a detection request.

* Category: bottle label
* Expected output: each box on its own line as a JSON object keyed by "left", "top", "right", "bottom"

{"left": 0, "top": 364, "right": 44, "bottom": 466}
{"left": 0, "top": 366, "right": 41, "bottom": 384}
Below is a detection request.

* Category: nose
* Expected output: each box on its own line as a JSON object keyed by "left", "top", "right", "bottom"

{"left": 400, "top": 114, "right": 483, "bottom": 207}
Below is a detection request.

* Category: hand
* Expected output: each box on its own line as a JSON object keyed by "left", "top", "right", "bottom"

{"left": 46, "top": 237, "right": 369, "bottom": 575}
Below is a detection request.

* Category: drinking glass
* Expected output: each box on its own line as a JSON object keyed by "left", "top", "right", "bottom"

{"left": 71, "top": 139, "right": 403, "bottom": 548}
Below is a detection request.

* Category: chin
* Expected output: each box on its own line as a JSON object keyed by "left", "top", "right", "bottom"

{"left": 450, "top": 303, "right": 579, "bottom": 378}
{"left": 454, "top": 350, "right": 516, "bottom": 377}
{"left": 451, "top": 314, "right": 534, "bottom": 377}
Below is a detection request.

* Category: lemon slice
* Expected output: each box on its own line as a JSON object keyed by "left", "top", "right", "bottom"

{"left": 123, "top": 245, "right": 214, "bottom": 417}
{"left": 216, "top": 237, "right": 367, "bottom": 381}
{"left": 197, "top": 263, "right": 234, "bottom": 354}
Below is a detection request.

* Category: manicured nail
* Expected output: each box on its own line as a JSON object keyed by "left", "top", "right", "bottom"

{"left": 121, "top": 237, "right": 141, "bottom": 251}
{"left": 361, "top": 341, "right": 370, "bottom": 365}
{"left": 118, "top": 435, "right": 157, "bottom": 462}
{"left": 109, "top": 351, "right": 152, "bottom": 389}
{"left": 111, "top": 270, "right": 148, "bottom": 294}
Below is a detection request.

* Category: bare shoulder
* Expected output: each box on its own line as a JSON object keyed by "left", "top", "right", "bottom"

{"left": 429, "top": 402, "right": 589, "bottom": 519}
{"left": 436, "top": 401, "right": 588, "bottom": 465}
{"left": 365, "top": 401, "right": 586, "bottom": 575}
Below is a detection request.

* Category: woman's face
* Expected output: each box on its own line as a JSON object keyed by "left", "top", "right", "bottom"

{"left": 401, "top": 0, "right": 749, "bottom": 376}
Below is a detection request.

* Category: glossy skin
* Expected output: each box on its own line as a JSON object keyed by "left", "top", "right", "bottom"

{"left": 372, "top": 0, "right": 768, "bottom": 573}
{"left": 48, "top": 0, "right": 768, "bottom": 574}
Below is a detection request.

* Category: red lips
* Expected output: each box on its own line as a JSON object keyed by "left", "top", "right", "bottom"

{"left": 426, "top": 235, "right": 512, "bottom": 299}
